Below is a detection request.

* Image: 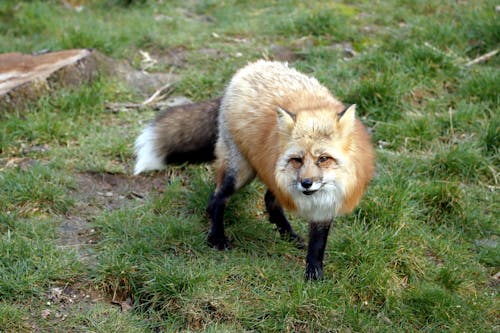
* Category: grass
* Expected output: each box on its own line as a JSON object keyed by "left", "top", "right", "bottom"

{"left": 0, "top": 0, "right": 498, "bottom": 331}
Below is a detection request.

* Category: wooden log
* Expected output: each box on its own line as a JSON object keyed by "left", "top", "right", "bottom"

{"left": 0, "top": 49, "right": 98, "bottom": 112}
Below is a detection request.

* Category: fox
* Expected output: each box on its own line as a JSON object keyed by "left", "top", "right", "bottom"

{"left": 134, "top": 60, "right": 375, "bottom": 280}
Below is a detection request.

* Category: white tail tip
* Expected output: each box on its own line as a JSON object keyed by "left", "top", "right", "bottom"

{"left": 134, "top": 125, "right": 165, "bottom": 175}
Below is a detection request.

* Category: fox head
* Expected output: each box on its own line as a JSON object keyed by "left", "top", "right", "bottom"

{"left": 274, "top": 103, "right": 365, "bottom": 220}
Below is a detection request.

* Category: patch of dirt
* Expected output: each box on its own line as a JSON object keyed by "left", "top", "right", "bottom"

{"left": 36, "top": 283, "right": 108, "bottom": 328}
{"left": 266, "top": 37, "right": 314, "bottom": 62}
{"left": 56, "top": 216, "right": 98, "bottom": 264}
{"left": 186, "top": 299, "right": 235, "bottom": 331}
{"left": 46, "top": 283, "right": 106, "bottom": 307}
{"left": 57, "top": 171, "right": 169, "bottom": 263}
{"left": 74, "top": 171, "right": 168, "bottom": 210}
{"left": 268, "top": 44, "right": 304, "bottom": 62}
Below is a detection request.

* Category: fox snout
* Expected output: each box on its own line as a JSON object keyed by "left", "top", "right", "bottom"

{"left": 297, "top": 177, "right": 322, "bottom": 195}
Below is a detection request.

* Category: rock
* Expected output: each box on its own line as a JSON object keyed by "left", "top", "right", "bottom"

{"left": 328, "top": 42, "right": 358, "bottom": 59}
{"left": 491, "top": 271, "right": 500, "bottom": 287}
{"left": 269, "top": 44, "right": 301, "bottom": 62}
{"left": 41, "top": 309, "right": 52, "bottom": 320}
{"left": 93, "top": 51, "right": 177, "bottom": 96}
{"left": 475, "top": 236, "right": 498, "bottom": 249}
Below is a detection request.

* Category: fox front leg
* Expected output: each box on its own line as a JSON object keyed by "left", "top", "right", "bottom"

{"left": 305, "top": 222, "right": 331, "bottom": 280}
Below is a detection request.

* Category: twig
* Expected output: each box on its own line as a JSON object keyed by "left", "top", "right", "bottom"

{"left": 105, "top": 100, "right": 178, "bottom": 113}
{"left": 465, "top": 49, "right": 499, "bottom": 67}
{"left": 448, "top": 107, "right": 454, "bottom": 137}
{"left": 141, "top": 82, "right": 174, "bottom": 106}
{"left": 139, "top": 49, "right": 158, "bottom": 71}
{"left": 104, "top": 82, "right": 175, "bottom": 113}
{"left": 104, "top": 102, "right": 145, "bottom": 113}
{"left": 423, "top": 42, "right": 461, "bottom": 62}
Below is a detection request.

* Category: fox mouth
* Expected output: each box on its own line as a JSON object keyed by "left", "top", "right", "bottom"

{"left": 302, "top": 189, "right": 318, "bottom": 196}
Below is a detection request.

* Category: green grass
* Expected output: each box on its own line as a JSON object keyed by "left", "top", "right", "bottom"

{"left": 0, "top": 215, "right": 81, "bottom": 299}
{"left": 0, "top": 0, "right": 498, "bottom": 331}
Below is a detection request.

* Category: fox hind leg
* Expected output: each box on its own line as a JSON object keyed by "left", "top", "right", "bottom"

{"left": 264, "top": 190, "right": 305, "bottom": 248}
{"left": 207, "top": 137, "right": 256, "bottom": 250}
{"left": 207, "top": 171, "right": 235, "bottom": 250}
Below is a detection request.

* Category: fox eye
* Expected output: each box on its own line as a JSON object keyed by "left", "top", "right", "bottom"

{"left": 317, "top": 155, "right": 336, "bottom": 167}
{"left": 289, "top": 157, "right": 303, "bottom": 168}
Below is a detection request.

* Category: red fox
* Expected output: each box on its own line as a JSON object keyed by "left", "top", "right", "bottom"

{"left": 134, "top": 60, "right": 375, "bottom": 280}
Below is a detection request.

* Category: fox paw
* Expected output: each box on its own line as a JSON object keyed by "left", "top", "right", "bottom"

{"left": 207, "top": 233, "right": 231, "bottom": 250}
{"left": 305, "top": 263, "right": 323, "bottom": 281}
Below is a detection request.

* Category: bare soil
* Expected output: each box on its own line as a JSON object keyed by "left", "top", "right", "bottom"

{"left": 58, "top": 171, "right": 169, "bottom": 261}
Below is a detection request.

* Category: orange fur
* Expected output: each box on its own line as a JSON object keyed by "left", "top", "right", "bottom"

{"left": 338, "top": 120, "right": 375, "bottom": 214}
{"left": 217, "top": 60, "right": 375, "bottom": 220}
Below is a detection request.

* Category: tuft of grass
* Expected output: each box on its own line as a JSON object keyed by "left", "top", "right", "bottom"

{"left": 476, "top": 242, "right": 500, "bottom": 267}
{"left": 345, "top": 73, "right": 403, "bottom": 121}
{"left": 429, "top": 145, "right": 491, "bottom": 183}
{"left": 0, "top": 164, "right": 75, "bottom": 216}
{"left": 435, "top": 266, "right": 464, "bottom": 292}
{"left": 417, "top": 182, "right": 465, "bottom": 225}
{"left": 482, "top": 114, "right": 499, "bottom": 157}
{"left": 459, "top": 68, "right": 500, "bottom": 106}
{"left": 0, "top": 302, "right": 31, "bottom": 332}
{"left": 403, "top": 282, "right": 460, "bottom": 327}
{"left": 275, "top": 9, "right": 357, "bottom": 41}
{"left": 0, "top": 215, "right": 81, "bottom": 300}
{"left": 69, "top": 303, "right": 148, "bottom": 333}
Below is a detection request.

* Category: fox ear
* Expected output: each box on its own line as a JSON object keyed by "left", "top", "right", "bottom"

{"left": 276, "top": 106, "right": 296, "bottom": 130}
{"left": 337, "top": 104, "right": 356, "bottom": 130}
{"left": 277, "top": 106, "right": 296, "bottom": 122}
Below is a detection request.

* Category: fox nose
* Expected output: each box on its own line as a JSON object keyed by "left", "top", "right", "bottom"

{"left": 301, "top": 179, "right": 313, "bottom": 189}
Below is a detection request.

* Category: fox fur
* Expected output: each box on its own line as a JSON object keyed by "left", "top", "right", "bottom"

{"left": 134, "top": 98, "right": 221, "bottom": 174}
{"left": 134, "top": 60, "right": 375, "bottom": 280}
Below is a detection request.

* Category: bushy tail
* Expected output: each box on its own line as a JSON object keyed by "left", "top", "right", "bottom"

{"left": 134, "top": 98, "right": 221, "bottom": 175}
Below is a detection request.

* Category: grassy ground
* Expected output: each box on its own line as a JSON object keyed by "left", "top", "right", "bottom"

{"left": 0, "top": 0, "right": 498, "bottom": 332}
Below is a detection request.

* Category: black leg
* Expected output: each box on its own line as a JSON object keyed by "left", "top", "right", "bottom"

{"left": 305, "top": 222, "right": 331, "bottom": 280}
{"left": 206, "top": 174, "right": 235, "bottom": 250}
{"left": 264, "top": 190, "right": 304, "bottom": 248}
